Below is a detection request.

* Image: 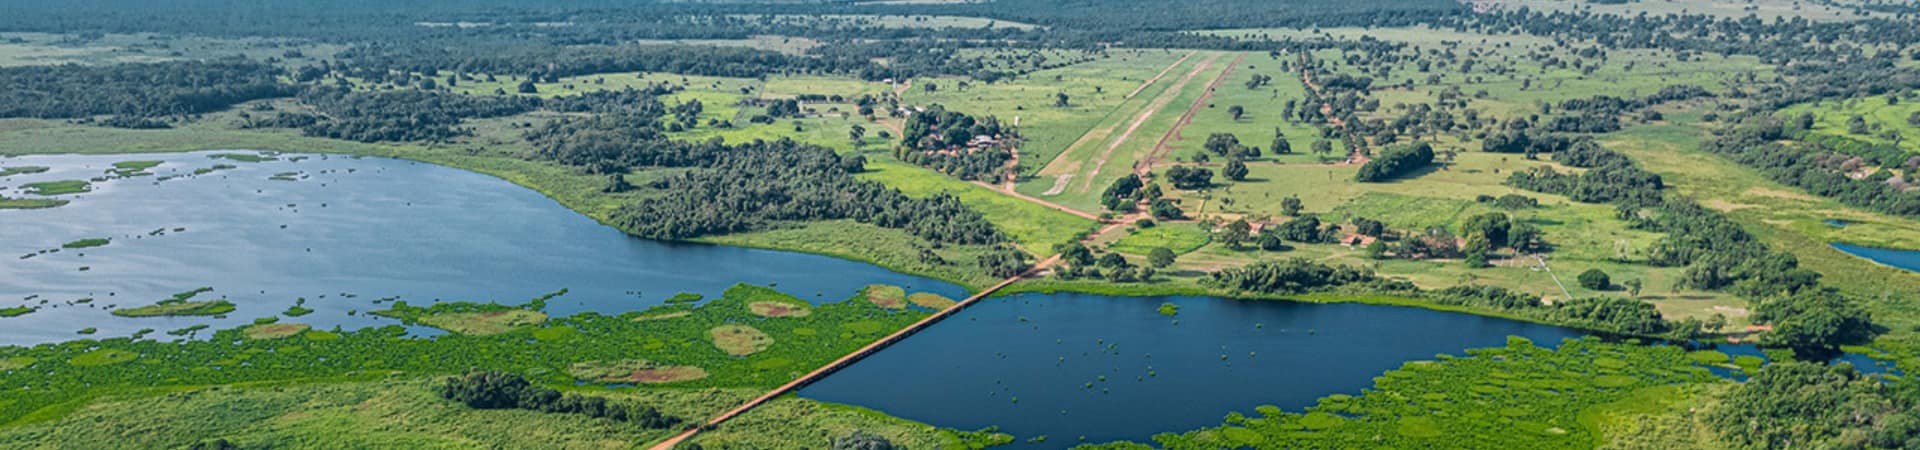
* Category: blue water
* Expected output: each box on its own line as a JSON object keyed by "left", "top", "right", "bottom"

{"left": 1823, "top": 219, "right": 1850, "bottom": 228}
{"left": 0, "top": 152, "right": 967, "bottom": 345}
{"left": 1831, "top": 242, "right": 1920, "bottom": 274}
{"left": 800, "top": 292, "right": 1586, "bottom": 447}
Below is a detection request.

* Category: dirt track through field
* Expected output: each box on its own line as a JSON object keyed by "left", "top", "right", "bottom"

{"left": 1138, "top": 53, "right": 1244, "bottom": 177}
{"left": 1035, "top": 51, "right": 1197, "bottom": 184}
{"left": 1126, "top": 50, "right": 1196, "bottom": 100}
{"left": 1076, "top": 53, "right": 1221, "bottom": 193}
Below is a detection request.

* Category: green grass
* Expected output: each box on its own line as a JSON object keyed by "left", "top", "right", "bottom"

{"left": 0, "top": 165, "right": 48, "bottom": 176}
{"left": 692, "top": 394, "right": 1011, "bottom": 450}
{"left": 0, "top": 196, "right": 67, "bottom": 209}
{"left": 1603, "top": 119, "right": 1920, "bottom": 360}
{"left": 0, "top": 377, "right": 752, "bottom": 449}
{"left": 59, "top": 238, "right": 109, "bottom": 249}
{"left": 19, "top": 179, "right": 90, "bottom": 195}
{"left": 0, "top": 306, "right": 35, "bottom": 318}
{"left": 908, "top": 49, "right": 1195, "bottom": 180}
{"left": 1138, "top": 337, "right": 1722, "bottom": 449}
{"left": 0, "top": 284, "right": 951, "bottom": 437}
{"left": 1020, "top": 51, "right": 1237, "bottom": 211}
{"left": 1109, "top": 223, "right": 1212, "bottom": 255}
{"left": 110, "top": 299, "right": 236, "bottom": 317}
{"left": 1777, "top": 91, "right": 1920, "bottom": 153}
{"left": 858, "top": 158, "right": 1095, "bottom": 256}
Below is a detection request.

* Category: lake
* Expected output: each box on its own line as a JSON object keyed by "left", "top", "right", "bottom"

{"left": 1832, "top": 242, "right": 1920, "bottom": 274}
{"left": 800, "top": 292, "right": 1586, "bottom": 447}
{"left": 0, "top": 152, "right": 967, "bottom": 345}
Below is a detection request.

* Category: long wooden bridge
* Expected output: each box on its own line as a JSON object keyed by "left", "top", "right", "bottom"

{"left": 646, "top": 255, "right": 1059, "bottom": 449}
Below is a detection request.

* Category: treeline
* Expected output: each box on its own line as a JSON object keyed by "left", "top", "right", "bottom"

{"left": 601, "top": 139, "right": 1006, "bottom": 247}
{"left": 1433, "top": 286, "right": 1670, "bottom": 336}
{"left": 1505, "top": 138, "right": 1663, "bottom": 204}
{"left": 335, "top": 42, "right": 870, "bottom": 81}
{"left": 1506, "top": 140, "right": 1873, "bottom": 355}
{"left": 1354, "top": 142, "right": 1434, "bottom": 182}
{"left": 257, "top": 87, "right": 540, "bottom": 142}
{"left": 1202, "top": 260, "right": 1675, "bottom": 336}
{"left": 438, "top": 371, "right": 680, "bottom": 428}
{"left": 894, "top": 105, "right": 1016, "bottom": 181}
{"left": 1203, "top": 258, "right": 1393, "bottom": 294}
{"left": 0, "top": 59, "right": 292, "bottom": 120}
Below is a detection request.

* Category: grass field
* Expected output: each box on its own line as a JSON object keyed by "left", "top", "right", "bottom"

{"left": 907, "top": 49, "right": 1197, "bottom": 181}
{"left": 1777, "top": 91, "right": 1920, "bottom": 153}
{"left": 1015, "top": 51, "right": 1237, "bottom": 211}
{"left": 1603, "top": 117, "right": 1920, "bottom": 352}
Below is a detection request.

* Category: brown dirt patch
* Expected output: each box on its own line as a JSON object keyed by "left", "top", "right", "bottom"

{"left": 908, "top": 293, "right": 958, "bottom": 310}
{"left": 865, "top": 284, "right": 907, "bottom": 309}
{"left": 1744, "top": 186, "right": 1816, "bottom": 202}
{"left": 243, "top": 323, "right": 311, "bottom": 340}
{"left": 710, "top": 324, "right": 773, "bottom": 356}
{"left": 749, "top": 301, "right": 811, "bottom": 318}
{"left": 421, "top": 310, "right": 546, "bottom": 335}
{"left": 569, "top": 359, "right": 710, "bottom": 384}
{"left": 1704, "top": 199, "right": 1757, "bottom": 212}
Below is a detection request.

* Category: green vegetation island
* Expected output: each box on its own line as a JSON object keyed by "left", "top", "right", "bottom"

{"left": 1, "top": 0, "right": 1919, "bottom": 448}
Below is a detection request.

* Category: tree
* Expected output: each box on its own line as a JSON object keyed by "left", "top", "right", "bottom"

{"left": 1221, "top": 219, "right": 1252, "bottom": 248}
{"left": 1625, "top": 278, "right": 1643, "bottom": 297}
{"left": 1204, "top": 133, "right": 1241, "bottom": 156}
{"left": 1848, "top": 115, "right": 1869, "bottom": 135}
{"left": 1055, "top": 92, "right": 1070, "bottom": 107}
{"left": 1227, "top": 105, "right": 1245, "bottom": 121}
{"left": 1164, "top": 166, "right": 1212, "bottom": 190}
{"left": 1149, "top": 198, "right": 1184, "bottom": 219}
{"left": 849, "top": 124, "right": 865, "bottom": 143}
{"left": 1577, "top": 268, "right": 1611, "bottom": 290}
{"left": 1271, "top": 128, "right": 1292, "bottom": 154}
{"left": 1257, "top": 232, "right": 1290, "bottom": 251}
{"left": 1312, "top": 139, "right": 1333, "bottom": 155}
{"left": 1148, "top": 247, "right": 1177, "bottom": 268}
{"left": 1058, "top": 242, "right": 1095, "bottom": 267}
{"left": 1797, "top": 112, "right": 1817, "bottom": 130}
{"left": 1280, "top": 195, "right": 1303, "bottom": 216}
{"left": 833, "top": 431, "right": 899, "bottom": 450}
{"left": 1461, "top": 212, "right": 1511, "bottom": 249}
{"left": 517, "top": 79, "right": 538, "bottom": 94}
{"left": 1705, "top": 313, "right": 1727, "bottom": 333}
{"left": 1223, "top": 159, "right": 1249, "bottom": 181}
{"left": 1097, "top": 252, "right": 1130, "bottom": 269}
{"left": 602, "top": 173, "right": 634, "bottom": 193}
{"left": 1364, "top": 240, "right": 1388, "bottom": 259}
{"left": 1909, "top": 110, "right": 1920, "bottom": 127}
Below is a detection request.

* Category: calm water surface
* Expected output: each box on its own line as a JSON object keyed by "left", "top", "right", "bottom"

{"left": 0, "top": 152, "right": 966, "bottom": 344}
{"left": 1832, "top": 242, "right": 1920, "bottom": 274}
{"left": 801, "top": 292, "right": 1586, "bottom": 447}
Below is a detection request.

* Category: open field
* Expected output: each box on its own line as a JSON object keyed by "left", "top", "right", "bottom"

{"left": 1602, "top": 118, "right": 1920, "bottom": 348}
{"left": 907, "top": 49, "right": 1198, "bottom": 180}
{"left": 1020, "top": 51, "right": 1235, "bottom": 211}
{"left": 1777, "top": 90, "right": 1920, "bottom": 153}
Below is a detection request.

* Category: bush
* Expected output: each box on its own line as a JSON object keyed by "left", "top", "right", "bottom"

{"left": 1577, "top": 268, "right": 1611, "bottom": 290}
